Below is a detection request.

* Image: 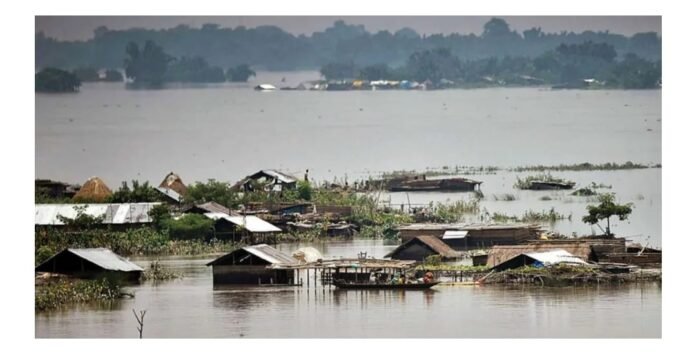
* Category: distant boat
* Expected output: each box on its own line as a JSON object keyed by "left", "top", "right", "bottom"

{"left": 254, "top": 84, "right": 277, "bottom": 91}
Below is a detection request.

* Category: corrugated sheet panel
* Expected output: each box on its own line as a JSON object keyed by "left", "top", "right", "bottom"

{"left": 35, "top": 203, "right": 160, "bottom": 225}
{"left": 261, "top": 170, "right": 297, "bottom": 184}
{"left": 244, "top": 244, "right": 298, "bottom": 265}
{"left": 204, "top": 212, "right": 281, "bottom": 233}
{"left": 524, "top": 249, "right": 589, "bottom": 266}
{"left": 67, "top": 248, "right": 144, "bottom": 272}
{"left": 443, "top": 230, "right": 469, "bottom": 239}
{"left": 155, "top": 187, "right": 182, "bottom": 202}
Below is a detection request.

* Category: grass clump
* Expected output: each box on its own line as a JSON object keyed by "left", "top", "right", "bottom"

{"left": 492, "top": 193, "right": 516, "bottom": 201}
{"left": 140, "top": 260, "right": 181, "bottom": 281}
{"left": 35, "top": 278, "right": 122, "bottom": 311}
{"left": 491, "top": 208, "right": 570, "bottom": 223}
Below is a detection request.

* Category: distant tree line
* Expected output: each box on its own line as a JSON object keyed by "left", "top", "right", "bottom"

{"left": 36, "top": 18, "right": 661, "bottom": 71}
{"left": 124, "top": 40, "right": 255, "bottom": 86}
{"left": 320, "top": 42, "right": 661, "bottom": 89}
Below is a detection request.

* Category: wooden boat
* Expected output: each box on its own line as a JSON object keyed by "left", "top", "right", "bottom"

{"left": 332, "top": 280, "right": 440, "bottom": 290}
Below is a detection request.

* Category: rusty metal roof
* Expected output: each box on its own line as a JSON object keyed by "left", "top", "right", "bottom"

{"left": 36, "top": 248, "right": 144, "bottom": 272}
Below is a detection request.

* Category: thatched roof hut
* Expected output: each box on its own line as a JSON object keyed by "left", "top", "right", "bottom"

{"left": 159, "top": 172, "right": 188, "bottom": 196}
{"left": 72, "top": 177, "right": 112, "bottom": 203}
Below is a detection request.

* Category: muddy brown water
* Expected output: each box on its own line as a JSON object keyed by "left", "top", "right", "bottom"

{"left": 35, "top": 78, "right": 661, "bottom": 246}
{"left": 35, "top": 240, "right": 661, "bottom": 338}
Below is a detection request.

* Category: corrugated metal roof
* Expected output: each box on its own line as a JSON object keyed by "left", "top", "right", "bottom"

{"left": 55, "top": 248, "right": 143, "bottom": 272}
{"left": 443, "top": 230, "right": 468, "bottom": 239}
{"left": 35, "top": 203, "right": 161, "bottom": 225}
{"left": 155, "top": 187, "right": 182, "bottom": 202}
{"left": 206, "top": 244, "right": 298, "bottom": 266}
{"left": 244, "top": 244, "right": 298, "bottom": 265}
{"left": 521, "top": 249, "right": 589, "bottom": 267}
{"left": 203, "top": 213, "right": 281, "bottom": 233}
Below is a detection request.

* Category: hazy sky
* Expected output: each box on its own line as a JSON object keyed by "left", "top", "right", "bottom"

{"left": 36, "top": 16, "right": 661, "bottom": 41}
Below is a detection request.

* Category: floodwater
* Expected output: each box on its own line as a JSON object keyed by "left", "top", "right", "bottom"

{"left": 35, "top": 73, "right": 662, "bottom": 245}
{"left": 35, "top": 240, "right": 661, "bottom": 338}
{"left": 35, "top": 73, "right": 662, "bottom": 337}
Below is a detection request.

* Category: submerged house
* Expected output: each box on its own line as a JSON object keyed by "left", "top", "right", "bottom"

{"left": 385, "top": 235, "right": 462, "bottom": 262}
{"left": 206, "top": 244, "right": 299, "bottom": 284}
{"left": 72, "top": 176, "right": 113, "bottom": 203}
{"left": 35, "top": 248, "right": 144, "bottom": 281}
{"left": 397, "top": 223, "right": 542, "bottom": 250}
{"left": 234, "top": 170, "right": 298, "bottom": 192}
{"left": 490, "top": 249, "right": 589, "bottom": 271}
{"left": 183, "top": 201, "right": 237, "bottom": 215}
{"left": 527, "top": 181, "right": 575, "bottom": 190}
{"left": 485, "top": 243, "right": 595, "bottom": 267}
{"left": 387, "top": 177, "right": 482, "bottom": 192}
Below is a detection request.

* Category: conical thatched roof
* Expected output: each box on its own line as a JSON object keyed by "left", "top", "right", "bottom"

{"left": 72, "top": 176, "right": 112, "bottom": 202}
{"left": 159, "top": 172, "right": 188, "bottom": 196}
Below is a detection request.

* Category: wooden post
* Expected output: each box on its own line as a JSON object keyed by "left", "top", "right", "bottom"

{"left": 307, "top": 268, "right": 310, "bottom": 288}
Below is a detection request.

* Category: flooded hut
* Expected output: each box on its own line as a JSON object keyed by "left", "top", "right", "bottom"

{"left": 72, "top": 176, "right": 112, "bottom": 202}
{"left": 490, "top": 249, "right": 589, "bottom": 271}
{"left": 385, "top": 235, "right": 463, "bottom": 262}
{"left": 485, "top": 243, "right": 595, "bottom": 267}
{"left": 397, "top": 223, "right": 543, "bottom": 250}
{"left": 35, "top": 248, "right": 144, "bottom": 281}
{"left": 206, "top": 244, "right": 298, "bottom": 284}
{"left": 234, "top": 170, "right": 298, "bottom": 192}
{"left": 387, "top": 177, "right": 482, "bottom": 192}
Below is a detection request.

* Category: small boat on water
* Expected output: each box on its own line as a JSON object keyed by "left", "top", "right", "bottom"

{"left": 254, "top": 84, "right": 277, "bottom": 91}
{"left": 332, "top": 280, "right": 439, "bottom": 290}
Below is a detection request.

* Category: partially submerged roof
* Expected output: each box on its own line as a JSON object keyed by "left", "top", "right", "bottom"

{"left": 486, "top": 243, "right": 594, "bottom": 267}
{"left": 36, "top": 248, "right": 144, "bottom": 272}
{"left": 204, "top": 212, "right": 282, "bottom": 233}
{"left": 385, "top": 235, "right": 462, "bottom": 259}
{"left": 206, "top": 244, "right": 298, "bottom": 266}
{"left": 35, "top": 203, "right": 161, "bottom": 225}
{"left": 491, "top": 249, "right": 589, "bottom": 271}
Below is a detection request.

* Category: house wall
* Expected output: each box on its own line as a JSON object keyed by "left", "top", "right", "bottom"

{"left": 212, "top": 265, "right": 293, "bottom": 284}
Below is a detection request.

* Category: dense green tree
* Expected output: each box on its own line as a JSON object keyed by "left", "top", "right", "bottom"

{"left": 608, "top": 53, "right": 661, "bottom": 89}
{"left": 124, "top": 40, "right": 172, "bottom": 86}
{"left": 406, "top": 48, "right": 462, "bottom": 83}
{"left": 109, "top": 180, "right": 161, "bottom": 203}
{"left": 358, "top": 63, "right": 391, "bottom": 81}
{"left": 103, "top": 69, "right": 124, "bottom": 82}
{"left": 225, "top": 64, "right": 256, "bottom": 82}
{"left": 320, "top": 62, "right": 357, "bottom": 80}
{"left": 165, "top": 56, "right": 225, "bottom": 83}
{"left": 72, "top": 67, "right": 100, "bottom": 82}
{"left": 582, "top": 193, "right": 633, "bottom": 236}
{"left": 184, "top": 179, "right": 239, "bottom": 208}
{"left": 35, "top": 68, "right": 81, "bottom": 92}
